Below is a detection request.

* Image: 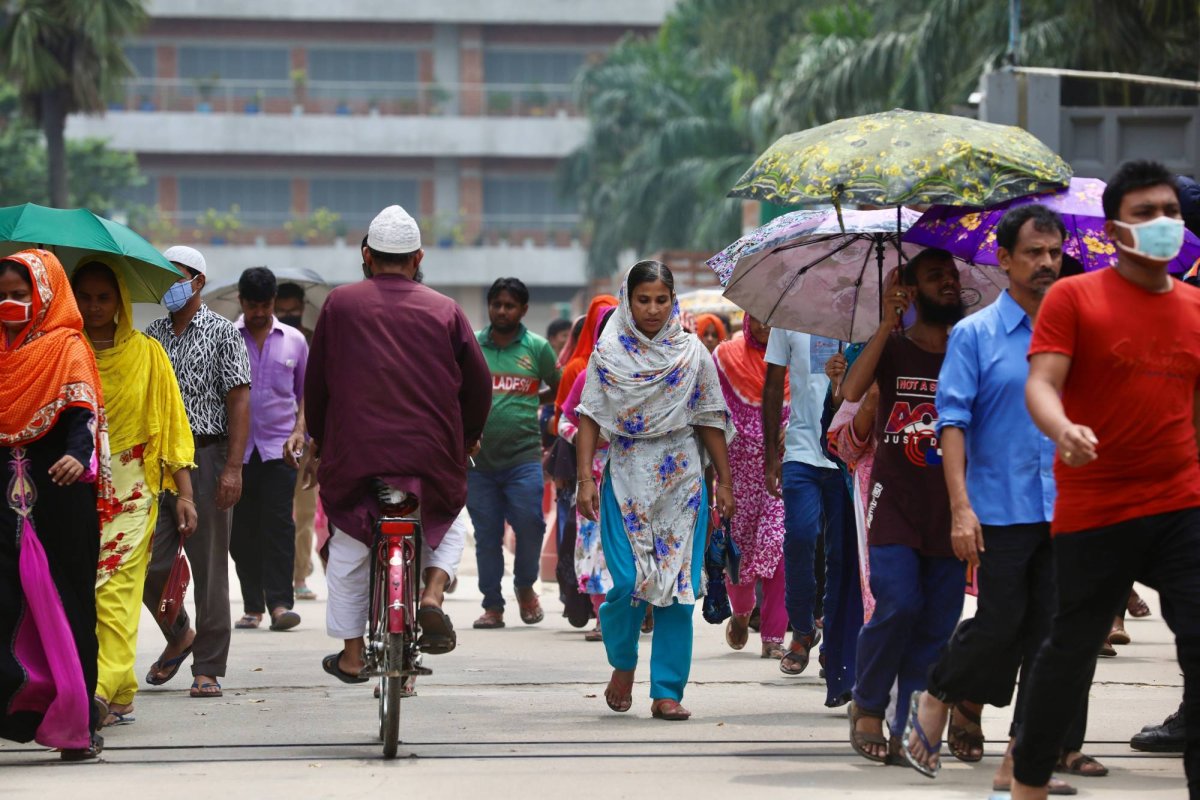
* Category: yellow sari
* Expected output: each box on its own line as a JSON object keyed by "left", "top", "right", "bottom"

{"left": 88, "top": 266, "right": 193, "bottom": 706}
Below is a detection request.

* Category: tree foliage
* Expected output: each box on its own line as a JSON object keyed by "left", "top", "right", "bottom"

{"left": 565, "top": 0, "right": 1200, "bottom": 277}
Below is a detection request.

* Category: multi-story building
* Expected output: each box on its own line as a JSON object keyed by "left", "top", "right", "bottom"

{"left": 66, "top": 0, "right": 675, "bottom": 328}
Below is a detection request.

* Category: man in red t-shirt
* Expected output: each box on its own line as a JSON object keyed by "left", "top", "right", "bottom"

{"left": 1013, "top": 160, "right": 1200, "bottom": 799}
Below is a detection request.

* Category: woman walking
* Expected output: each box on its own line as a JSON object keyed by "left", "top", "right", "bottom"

{"left": 712, "top": 316, "right": 789, "bottom": 659}
{"left": 72, "top": 261, "right": 196, "bottom": 728}
{"left": 576, "top": 261, "right": 735, "bottom": 720}
{"left": 0, "top": 250, "right": 113, "bottom": 760}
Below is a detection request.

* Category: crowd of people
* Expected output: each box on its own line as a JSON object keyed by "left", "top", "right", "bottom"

{"left": 0, "top": 159, "right": 1198, "bottom": 800}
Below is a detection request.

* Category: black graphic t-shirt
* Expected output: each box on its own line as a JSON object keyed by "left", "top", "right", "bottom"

{"left": 866, "top": 334, "right": 952, "bottom": 557}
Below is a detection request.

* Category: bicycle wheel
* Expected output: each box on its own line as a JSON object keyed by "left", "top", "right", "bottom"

{"left": 379, "top": 674, "right": 401, "bottom": 757}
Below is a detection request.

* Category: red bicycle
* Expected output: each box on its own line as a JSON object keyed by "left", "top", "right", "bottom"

{"left": 361, "top": 481, "right": 429, "bottom": 758}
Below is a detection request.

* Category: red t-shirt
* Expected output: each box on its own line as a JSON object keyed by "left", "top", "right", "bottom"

{"left": 1029, "top": 269, "right": 1200, "bottom": 534}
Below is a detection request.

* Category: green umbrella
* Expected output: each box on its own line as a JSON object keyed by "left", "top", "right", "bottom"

{"left": 0, "top": 203, "right": 184, "bottom": 302}
{"left": 729, "top": 108, "right": 1072, "bottom": 209}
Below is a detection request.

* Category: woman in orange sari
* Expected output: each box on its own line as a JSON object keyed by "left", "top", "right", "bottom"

{"left": 0, "top": 250, "right": 115, "bottom": 760}
{"left": 694, "top": 313, "right": 729, "bottom": 353}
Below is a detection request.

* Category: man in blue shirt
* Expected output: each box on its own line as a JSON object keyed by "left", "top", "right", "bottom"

{"left": 902, "top": 205, "right": 1104, "bottom": 790}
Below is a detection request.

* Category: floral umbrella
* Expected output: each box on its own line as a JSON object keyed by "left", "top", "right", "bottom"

{"left": 709, "top": 208, "right": 1008, "bottom": 343}
{"left": 728, "top": 109, "right": 1072, "bottom": 210}
{"left": 904, "top": 177, "right": 1200, "bottom": 274}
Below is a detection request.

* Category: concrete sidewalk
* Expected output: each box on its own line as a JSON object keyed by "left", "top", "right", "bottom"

{"left": 0, "top": 551, "right": 1188, "bottom": 799}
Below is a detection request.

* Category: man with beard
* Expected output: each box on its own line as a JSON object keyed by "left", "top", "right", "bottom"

{"left": 307, "top": 206, "right": 491, "bottom": 680}
{"left": 902, "top": 206, "right": 1105, "bottom": 791}
{"left": 839, "top": 248, "right": 965, "bottom": 763}
{"left": 468, "top": 277, "right": 560, "bottom": 629}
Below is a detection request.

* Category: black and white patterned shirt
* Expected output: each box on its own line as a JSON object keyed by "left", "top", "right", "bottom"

{"left": 146, "top": 304, "right": 252, "bottom": 436}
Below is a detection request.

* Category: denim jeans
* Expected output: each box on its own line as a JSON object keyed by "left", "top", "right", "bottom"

{"left": 852, "top": 544, "right": 966, "bottom": 736}
{"left": 781, "top": 461, "right": 847, "bottom": 638}
{"left": 466, "top": 461, "right": 546, "bottom": 610}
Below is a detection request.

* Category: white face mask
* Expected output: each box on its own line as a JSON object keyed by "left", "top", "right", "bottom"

{"left": 1112, "top": 217, "right": 1186, "bottom": 262}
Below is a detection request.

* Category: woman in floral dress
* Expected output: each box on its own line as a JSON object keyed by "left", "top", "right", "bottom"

{"left": 576, "top": 261, "right": 735, "bottom": 721}
{"left": 713, "top": 316, "right": 790, "bottom": 659}
{"left": 72, "top": 261, "right": 195, "bottom": 728}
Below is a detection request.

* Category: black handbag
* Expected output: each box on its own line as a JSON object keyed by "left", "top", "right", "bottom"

{"left": 701, "top": 518, "right": 740, "bottom": 624}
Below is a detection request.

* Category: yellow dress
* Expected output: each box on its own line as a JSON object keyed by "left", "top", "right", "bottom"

{"left": 90, "top": 267, "right": 193, "bottom": 706}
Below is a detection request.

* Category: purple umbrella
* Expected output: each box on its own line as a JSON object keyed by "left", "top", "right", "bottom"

{"left": 904, "top": 177, "right": 1200, "bottom": 274}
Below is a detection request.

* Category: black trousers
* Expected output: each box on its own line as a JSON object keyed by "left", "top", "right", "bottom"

{"left": 1013, "top": 507, "right": 1200, "bottom": 792}
{"left": 230, "top": 450, "right": 298, "bottom": 614}
{"left": 927, "top": 522, "right": 1090, "bottom": 748}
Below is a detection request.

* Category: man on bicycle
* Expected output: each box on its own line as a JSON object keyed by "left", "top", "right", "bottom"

{"left": 305, "top": 205, "right": 492, "bottom": 682}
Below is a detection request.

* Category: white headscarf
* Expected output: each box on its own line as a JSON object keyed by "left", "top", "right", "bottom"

{"left": 578, "top": 269, "right": 729, "bottom": 442}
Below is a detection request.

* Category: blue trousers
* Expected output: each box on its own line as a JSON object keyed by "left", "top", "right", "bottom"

{"left": 782, "top": 461, "right": 847, "bottom": 637}
{"left": 466, "top": 461, "right": 546, "bottom": 610}
{"left": 852, "top": 544, "right": 965, "bottom": 735}
{"left": 598, "top": 476, "right": 705, "bottom": 702}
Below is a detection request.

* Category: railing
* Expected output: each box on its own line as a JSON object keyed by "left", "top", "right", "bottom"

{"left": 137, "top": 210, "right": 584, "bottom": 248}
{"left": 111, "top": 78, "right": 580, "bottom": 118}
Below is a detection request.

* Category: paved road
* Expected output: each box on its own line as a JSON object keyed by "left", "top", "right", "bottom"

{"left": 0, "top": 551, "right": 1188, "bottom": 799}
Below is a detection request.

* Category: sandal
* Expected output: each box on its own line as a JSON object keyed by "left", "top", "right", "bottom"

{"left": 1056, "top": 752, "right": 1109, "bottom": 778}
{"left": 725, "top": 614, "right": 750, "bottom": 650}
{"left": 322, "top": 651, "right": 368, "bottom": 685}
{"left": 901, "top": 692, "right": 941, "bottom": 778}
{"left": 269, "top": 609, "right": 301, "bottom": 631}
{"left": 516, "top": 589, "right": 544, "bottom": 625}
{"left": 144, "top": 643, "right": 194, "bottom": 686}
{"left": 60, "top": 733, "right": 103, "bottom": 762}
{"left": 416, "top": 605, "right": 457, "bottom": 654}
{"left": 605, "top": 669, "right": 634, "bottom": 713}
{"left": 651, "top": 698, "right": 691, "bottom": 720}
{"left": 235, "top": 614, "right": 262, "bottom": 629}
{"left": 294, "top": 585, "right": 318, "bottom": 601}
{"left": 584, "top": 626, "right": 603, "bottom": 642}
{"left": 189, "top": 680, "right": 222, "bottom": 698}
{"left": 780, "top": 630, "right": 820, "bottom": 676}
{"left": 947, "top": 701, "right": 985, "bottom": 763}
{"left": 1127, "top": 591, "right": 1152, "bottom": 618}
{"left": 848, "top": 701, "right": 889, "bottom": 764}
{"left": 1108, "top": 617, "right": 1131, "bottom": 646}
{"left": 103, "top": 710, "right": 136, "bottom": 727}
{"left": 92, "top": 696, "right": 109, "bottom": 730}
{"left": 641, "top": 606, "right": 654, "bottom": 634}
{"left": 995, "top": 778, "right": 1078, "bottom": 795}
{"left": 761, "top": 641, "right": 786, "bottom": 660}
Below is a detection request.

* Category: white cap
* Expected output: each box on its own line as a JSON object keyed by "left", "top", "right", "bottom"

{"left": 163, "top": 245, "right": 207, "bottom": 276}
{"left": 367, "top": 205, "right": 422, "bottom": 254}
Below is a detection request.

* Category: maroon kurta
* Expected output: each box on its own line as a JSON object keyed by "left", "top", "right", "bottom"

{"left": 305, "top": 273, "right": 491, "bottom": 548}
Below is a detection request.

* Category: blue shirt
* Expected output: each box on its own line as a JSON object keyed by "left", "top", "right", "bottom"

{"left": 935, "top": 291, "right": 1056, "bottom": 525}
{"left": 764, "top": 329, "right": 837, "bottom": 470}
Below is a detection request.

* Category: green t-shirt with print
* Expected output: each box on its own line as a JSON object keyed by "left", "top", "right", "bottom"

{"left": 474, "top": 325, "right": 560, "bottom": 472}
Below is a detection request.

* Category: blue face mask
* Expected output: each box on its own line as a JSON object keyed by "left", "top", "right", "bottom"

{"left": 163, "top": 277, "right": 196, "bottom": 312}
{"left": 1113, "top": 216, "right": 1186, "bottom": 262}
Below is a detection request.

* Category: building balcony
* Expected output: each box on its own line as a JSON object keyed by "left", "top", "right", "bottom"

{"left": 110, "top": 78, "right": 581, "bottom": 118}
{"left": 146, "top": 0, "right": 676, "bottom": 25}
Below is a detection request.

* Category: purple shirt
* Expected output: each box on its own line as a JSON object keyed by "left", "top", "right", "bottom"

{"left": 237, "top": 316, "right": 308, "bottom": 464}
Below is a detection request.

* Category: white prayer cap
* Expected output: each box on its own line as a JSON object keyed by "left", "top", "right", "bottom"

{"left": 163, "top": 245, "right": 207, "bottom": 276}
{"left": 367, "top": 205, "right": 422, "bottom": 254}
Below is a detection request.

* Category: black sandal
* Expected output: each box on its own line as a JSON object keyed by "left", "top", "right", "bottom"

{"left": 1057, "top": 752, "right": 1109, "bottom": 777}
{"left": 322, "top": 651, "right": 368, "bottom": 684}
{"left": 947, "top": 701, "right": 985, "bottom": 763}
{"left": 416, "top": 606, "right": 457, "bottom": 654}
{"left": 61, "top": 733, "right": 103, "bottom": 762}
{"left": 780, "top": 630, "right": 821, "bottom": 676}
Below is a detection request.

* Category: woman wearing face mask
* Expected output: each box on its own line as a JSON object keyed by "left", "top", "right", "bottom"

{"left": 576, "top": 260, "right": 736, "bottom": 721}
{"left": 72, "top": 261, "right": 196, "bottom": 729}
{"left": 0, "top": 250, "right": 115, "bottom": 760}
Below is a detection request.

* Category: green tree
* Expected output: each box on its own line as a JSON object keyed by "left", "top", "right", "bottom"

{"left": 1, "top": 0, "right": 148, "bottom": 207}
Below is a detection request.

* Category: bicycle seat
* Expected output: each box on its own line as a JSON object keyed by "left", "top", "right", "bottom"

{"left": 371, "top": 479, "right": 419, "bottom": 516}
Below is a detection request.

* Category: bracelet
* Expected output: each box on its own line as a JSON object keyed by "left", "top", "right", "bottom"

{"left": 577, "top": 478, "right": 595, "bottom": 486}
{"left": 177, "top": 496, "right": 196, "bottom": 506}
{"left": 718, "top": 483, "right": 734, "bottom": 490}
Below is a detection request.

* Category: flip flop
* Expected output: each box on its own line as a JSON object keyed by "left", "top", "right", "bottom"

{"left": 948, "top": 701, "right": 985, "bottom": 763}
{"left": 189, "top": 680, "right": 222, "bottom": 698}
{"left": 901, "top": 692, "right": 942, "bottom": 779}
{"left": 605, "top": 670, "right": 634, "bottom": 713}
{"left": 322, "top": 651, "right": 368, "bottom": 684}
{"left": 144, "top": 643, "right": 194, "bottom": 686}
{"left": 650, "top": 699, "right": 691, "bottom": 720}
{"left": 235, "top": 614, "right": 262, "bottom": 629}
{"left": 1056, "top": 753, "right": 1109, "bottom": 777}
{"left": 295, "top": 586, "right": 318, "bottom": 601}
{"left": 416, "top": 606, "right": 457, "bottom": 654}
{"left": 104, "top": 710, "right": 136, "bottom": 727}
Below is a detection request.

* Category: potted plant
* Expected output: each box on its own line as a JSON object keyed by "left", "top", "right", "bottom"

{"left": 284, "top": 207, "right": 342, "bottom": 245}
{"left": 335, "top": 98, "right": 351, "bottom": 115}
{"left": 196, "top": 205, "right": 241, "bottom": 245}
{"left": 429, "top": 84, "right": 452, "bottom": 114}
{"left": 333, "top": 218, "right": 348, "bottom": 247}
{"left": 244, "top": 89, "right": 264, "bottom": 114}
{"left": 367, "top": 96, "right": 381, "bottom": 116}
{"left": 487, "top": 91, "right": 513, "bottom": 115}
{"left": 524, "top": 84, "right": 549, "bottom": 116}
{"left": 142, "top": 207, "right": 180, "bottom": 247}
{"left": 195, "top": 72, "right": 218, "bottom": 112}
{"left": 290, "top": 68, "right": 306, "bottom": 114}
